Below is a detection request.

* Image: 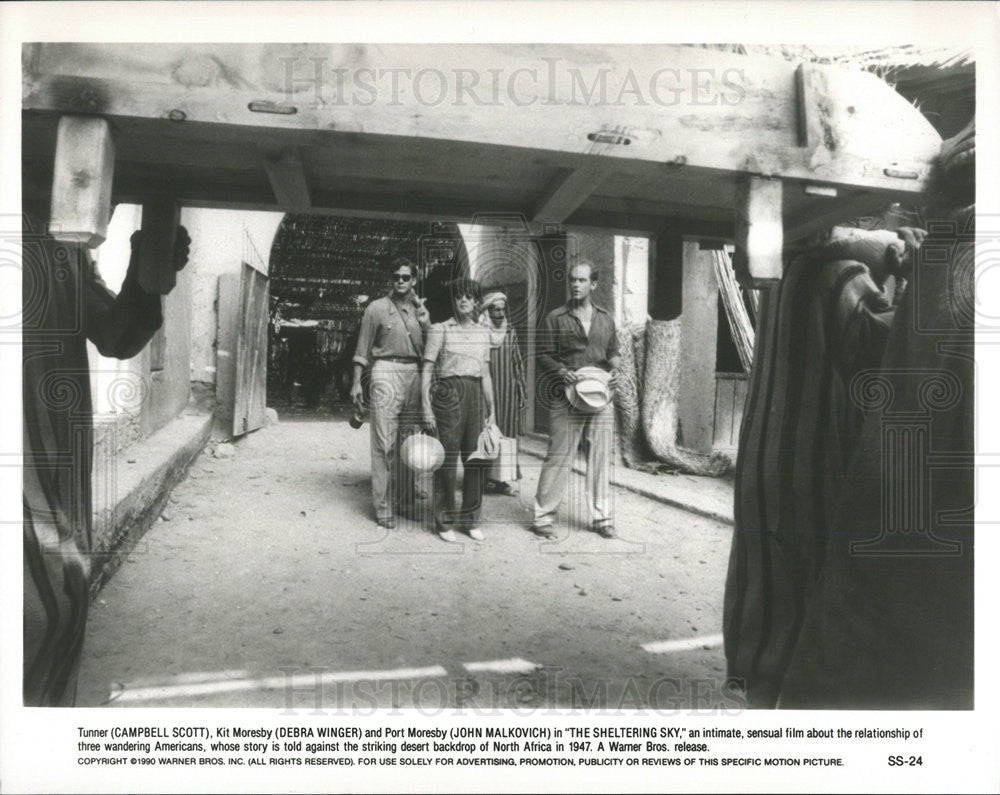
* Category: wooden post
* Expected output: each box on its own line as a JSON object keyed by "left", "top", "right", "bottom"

{"left": 678, "top": 240, "right": 719, "bottom": 454}
{"left": 49, "top": 116, "right": 115, "bottom": 247}
{"left": 734, "top": 176, "right": 783, "bottom": 286}
{"left": 138, "top": 199, "right": 180, "bottom": 295}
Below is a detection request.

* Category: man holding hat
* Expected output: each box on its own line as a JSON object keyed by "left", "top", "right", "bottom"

{"left": 532, "top": 261, "right": 620, "bottom": 539}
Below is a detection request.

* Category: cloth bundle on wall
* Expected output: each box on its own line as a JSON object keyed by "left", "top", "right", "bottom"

{"left": 615, "top": 320, "right": 731, "bottom": 477}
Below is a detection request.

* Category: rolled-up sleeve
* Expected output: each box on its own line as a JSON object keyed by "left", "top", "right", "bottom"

{"left": 353, "top": 303, "right": 378, "bottom": 367}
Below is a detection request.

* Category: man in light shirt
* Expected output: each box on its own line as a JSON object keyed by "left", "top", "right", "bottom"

{"left": 351, "top": 257, "right": 430, "bottom": 529}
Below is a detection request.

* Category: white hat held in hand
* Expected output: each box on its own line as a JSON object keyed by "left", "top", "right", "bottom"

{"left": 565, "top": 366, "right": 612, "bottom": 412}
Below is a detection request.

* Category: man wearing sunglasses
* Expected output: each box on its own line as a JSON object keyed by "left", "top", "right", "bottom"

{"left": 351, "top": 257, "right": 431, "bottom": 529}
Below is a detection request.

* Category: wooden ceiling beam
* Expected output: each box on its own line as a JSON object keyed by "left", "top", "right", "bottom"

{"left": 783, "top": 190, "right": 890, "bottom": 243}
{"left": 24, "top": 43, "right": 941, "bottom": 197}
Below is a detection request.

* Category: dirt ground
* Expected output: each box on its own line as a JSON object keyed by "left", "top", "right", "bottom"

{"left": 77, "top": 409, "right": 736, "bottom": 712}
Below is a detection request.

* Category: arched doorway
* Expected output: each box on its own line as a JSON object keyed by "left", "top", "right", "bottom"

{"left": 267, "top": 215, "right": 469, "bottom": 406}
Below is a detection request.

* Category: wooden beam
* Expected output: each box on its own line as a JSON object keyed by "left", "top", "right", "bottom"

{"left": 678, "top": 240, "right": 719, "bottom": 454}
{"left": 23, "top": 43, "right": 941, "bottom": 196}
{"left": 138, "top": 199, "right": 180, "bottom": 295}
{"left": 532, "top": 167, "right": 607, "bottom": 223}
{"left": 260, "top": 147, "right": 311, "bottom": 209}
{"left": 783, "top": 190, "right": 888, "bottom": 244}
{"left": 49, "top": 116, "right": 115, "bottom": 246}
{"left": 734, "top": 176, "right": 783, "bottom": 286}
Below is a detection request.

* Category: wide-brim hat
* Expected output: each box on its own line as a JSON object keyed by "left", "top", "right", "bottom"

{"left": 401, "top": 433, "right": 445, "bottom": 473}
{"left": 565, "top": 366, "right": 611, "bottom": 412}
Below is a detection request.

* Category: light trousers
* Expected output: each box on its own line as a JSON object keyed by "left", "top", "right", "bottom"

{"left": 368, "top": 360, "right": 421, "bottom": 521}
{"left": 533, "top": 400, "right": 614, "bottom": 526}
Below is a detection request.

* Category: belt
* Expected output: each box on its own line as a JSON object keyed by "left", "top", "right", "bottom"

{"left": 376, "top": 356, "right": 420, "bottom": 363}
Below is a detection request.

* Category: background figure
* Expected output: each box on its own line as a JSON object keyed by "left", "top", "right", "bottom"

{"left": 481, "top": 291, "right": 526, "bottom": 496}
{"left": 23, "top": 215, "right": 190, "bottom": 706}
{"left": 722, "top": 227, "right": 914, "bottom": 708}
{"left": 351, "top": 258, "right": 429, "bottom": 530}
{"left": 422, "top": 279, "right": 495, "bottom": 543}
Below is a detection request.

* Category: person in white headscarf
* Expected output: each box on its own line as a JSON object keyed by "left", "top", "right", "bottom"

{"left": 480, "top": 291, "right": 526, "bottom": 496}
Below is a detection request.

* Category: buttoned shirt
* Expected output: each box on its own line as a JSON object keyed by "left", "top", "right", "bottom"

{"left": 423, "top": 318, "right": 491, "bottom": 379}
{"left": 537, "top": 302, "right": 619, "bottom": 375}
{"left": 353, "top": 293, "right": 426, "bottom": 367}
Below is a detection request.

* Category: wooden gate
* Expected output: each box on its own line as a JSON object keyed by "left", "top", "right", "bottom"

{"left": 217, "top": 262, "right": 270, "bottom": 438}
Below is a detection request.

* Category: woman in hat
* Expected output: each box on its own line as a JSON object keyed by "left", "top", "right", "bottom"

{"left": 421, "top": 278, "right": 496, "bottom": 542}
{"left": 481, "top": 291, "right": 526, "bottom": 496}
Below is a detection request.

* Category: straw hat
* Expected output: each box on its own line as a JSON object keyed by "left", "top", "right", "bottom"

{"left": 565, "top": 366, "right": 612, "bottom": 412}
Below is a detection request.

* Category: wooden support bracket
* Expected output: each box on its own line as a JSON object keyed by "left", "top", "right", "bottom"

{"left": 734, "top": 176, "right": 783, "bottom": 286}
{"left": 49, "top": 116, "right": 115, "bottom": 247}
{"left": 260, "top": 147, "right": 311, "bottom": 210}
{"left": 138, "top": 198, "right": 180, "bottom": 295}
{"left": 531, "top": 166, "right": 606, "bottom": 223}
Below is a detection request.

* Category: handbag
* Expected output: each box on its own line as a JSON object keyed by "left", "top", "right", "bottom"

{"left": 488, "top": 435, "right": 519, "bottom": 483}
{"left": 468, "top": 421, "right": 502, "bottom": 461}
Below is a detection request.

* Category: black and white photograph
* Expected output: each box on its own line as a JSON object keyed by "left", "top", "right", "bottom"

{"left": 2, "top": 1, "right": 998, "bottom": 792}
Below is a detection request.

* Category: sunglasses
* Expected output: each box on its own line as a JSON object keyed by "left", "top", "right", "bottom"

{"left": 392, "top": 274, "right": 413, "bottom": 282}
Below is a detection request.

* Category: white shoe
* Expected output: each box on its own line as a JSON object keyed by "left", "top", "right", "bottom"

{"left": 438, "top": 529, "right": 459, "bottom": 543}
{"left": 468, "top": 528, "right": 485, "bottom": 541}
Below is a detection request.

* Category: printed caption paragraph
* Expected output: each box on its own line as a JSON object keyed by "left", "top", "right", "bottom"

{"left": 73, "top": 723, "right": 927, "bottom": 769}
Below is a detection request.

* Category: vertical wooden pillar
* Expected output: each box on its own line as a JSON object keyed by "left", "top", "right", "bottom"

{"left": 49, "top": 116, "right": 115, "bottom": 247}
{"left": 649, "top": 224, "right": 682, "bottom": 321}
{"left": 734, "top": 176, "right": 783, "bottom": 286}
{"left": 677, "top": 240, "right": 718, "bottom": 453}
{"left": 139, "top": 199, "right": 180, "bottom": 294}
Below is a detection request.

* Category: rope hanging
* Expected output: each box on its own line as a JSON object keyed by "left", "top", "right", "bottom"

{"left": 712, "top": 249, "right": 757, "bottom": 375}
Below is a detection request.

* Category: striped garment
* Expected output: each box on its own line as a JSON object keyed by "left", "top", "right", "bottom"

{"left": 23, "top": 224, "right": 163, "bottom": 706}
{"left": 779, "top": 211, "right": 974, "bottom": 709}
{"left": 723, "top": 247, "right": 895, "bottom": 708}
{"left": 486, "top": 325, "right": 526, "bottom": 438}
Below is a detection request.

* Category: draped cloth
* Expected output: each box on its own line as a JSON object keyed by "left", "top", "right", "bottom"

{"left": 779, "top": 210, "right": 975, "bottom": 709}
{"left": 23, "top": 220, "right": 162, "bottom": 706}
{"left": 723, "top": 246, "right": 895, "bottom": 708}
{"left": 486, "top": 325, "right": 525, "bottom": 439}
{"left": 727, "top": 123, "right": 975, "bottom": 709}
